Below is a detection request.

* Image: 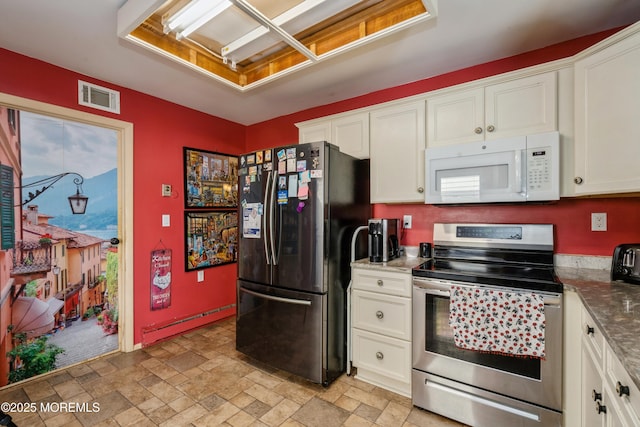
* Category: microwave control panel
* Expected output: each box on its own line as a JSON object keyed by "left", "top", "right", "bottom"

{"left": 526, "top": 146, "right": 552, "bottom": 191}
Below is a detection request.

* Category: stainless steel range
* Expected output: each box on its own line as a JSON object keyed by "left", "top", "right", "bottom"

{"left": 412, "top": 223, "right": 563, "bottom": 427}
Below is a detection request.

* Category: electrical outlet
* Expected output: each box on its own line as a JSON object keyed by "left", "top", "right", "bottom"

{"left": 162, "top": 184, "right": 172, "bottom": 197}
{"left": 591, "top": 212, "right": 607, "bottom": 231}
{"left": 403, "top": 215, "right": 412, "bottom": 229}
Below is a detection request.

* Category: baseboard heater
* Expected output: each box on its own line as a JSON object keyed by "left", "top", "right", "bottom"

{"left": 141, "top": 303, "right": 236, "bottom": 347}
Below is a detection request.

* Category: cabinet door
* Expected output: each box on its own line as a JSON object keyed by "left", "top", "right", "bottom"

{"left": 582, "top": 345, "right": 606, "bottom": 427}
{"left": 485, "top": 72, "right": 557, "bottom": 140}
{"left": 298, "top": 121, "right": 331, "bottom": 144}
{"left": 574, "top": 31, "right": 640, "bottom": 195}
{"left": 332, "top": 112, "right": 369, "bottom": 159}
{"left": 370, "top": 101, "right": 426, "bottom": 203}
{"left": 426, "top": 87, "right": 484, "bottom": 146}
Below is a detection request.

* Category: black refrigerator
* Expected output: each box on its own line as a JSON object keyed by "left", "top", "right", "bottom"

{"left": 236, "top": 141, "right": 369, "bottom": 386}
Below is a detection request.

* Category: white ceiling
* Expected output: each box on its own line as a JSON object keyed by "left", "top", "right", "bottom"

{"left": 1, "top": 0, "right": 639, "bottom": 125}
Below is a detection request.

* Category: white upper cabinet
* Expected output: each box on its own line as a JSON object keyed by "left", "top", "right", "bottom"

{"left": 370, "top": 100, "right": 426, "bottom": 203}
{"left": 297, "top": 111, "right": 370, "bottom": 159}
{"left": 573, "top": 28, "right": 640, "bottom": 195}
{"left": 298, "top": 120, "right": 331, "bottom": 144}
{"left": 331, "top": 112, "right": 370, "bottom": 159}
{"left": 427, "top": 72, "right": 558, "bottom": 147}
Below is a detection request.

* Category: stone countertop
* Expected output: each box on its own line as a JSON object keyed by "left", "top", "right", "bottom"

{"left": 351, "top": 256, "right": 427, "bottom": 273}
{"left": 558, "top": 266, "right": 640, "bottom": 391}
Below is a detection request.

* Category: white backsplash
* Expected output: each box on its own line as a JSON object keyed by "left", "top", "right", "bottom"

{"left": 555, "top": 254, "right": 611, "bottom": 271}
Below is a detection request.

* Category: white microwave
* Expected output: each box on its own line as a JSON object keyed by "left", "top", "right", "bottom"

{"left": 425, "top": 131, "right": 559, "bottom": 204}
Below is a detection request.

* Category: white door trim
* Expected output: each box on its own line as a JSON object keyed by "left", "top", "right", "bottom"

{"left": 0, "top": 92, "right": 135, "bottom": 353}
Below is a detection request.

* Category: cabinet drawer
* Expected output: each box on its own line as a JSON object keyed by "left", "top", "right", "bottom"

{"left": 352, "top": 290, "right": 411, "bottom": 340}
{"left": 582, "top": 308, "right": 604, "bottom": 365}
{"left": 352, "top": 328, "right": 411, "bottom": 396}
{"left": 352, "top": 268, "right": 411, "bottom": 297}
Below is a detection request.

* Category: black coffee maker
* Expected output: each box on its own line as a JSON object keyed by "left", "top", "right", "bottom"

{"left": 368, "top": 218, "right": 400, "bottom": 263}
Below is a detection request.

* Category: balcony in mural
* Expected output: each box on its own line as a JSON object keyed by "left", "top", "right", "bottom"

{"left": 10, "top": 240, "right": 53, "bottom": 279}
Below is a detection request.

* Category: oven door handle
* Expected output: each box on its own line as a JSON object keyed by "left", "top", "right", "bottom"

{"left": 413, "top": 278, "right": 451, "bottom": 296}
{"left": 421, "top": 288, "right": 450, "bottom": 297}
{"left": 413, "top": 278, "right": 562, "bottom": 305}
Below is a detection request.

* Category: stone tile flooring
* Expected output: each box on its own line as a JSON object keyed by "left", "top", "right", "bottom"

{"left": 0, "top": 317, "right": 467, "bottom": 426}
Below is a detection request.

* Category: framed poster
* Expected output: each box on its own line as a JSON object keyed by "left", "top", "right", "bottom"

{"left": 185, "top": 210, "right": 238, "bottom": 271}
{"left": 184, "top": 147, "right": 238, "bottom": 208}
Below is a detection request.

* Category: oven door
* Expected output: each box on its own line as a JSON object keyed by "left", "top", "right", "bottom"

{"left": 412, "top": 278, "right": 563, "bottom": 411}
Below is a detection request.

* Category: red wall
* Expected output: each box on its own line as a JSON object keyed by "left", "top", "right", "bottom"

{"left": 0, "top": 48, "right": 245, "bottom": 345}
{"left": 247, "top": 27, "right": 640, "bottom": 257}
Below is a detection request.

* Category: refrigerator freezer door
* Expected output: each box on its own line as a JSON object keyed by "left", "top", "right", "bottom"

{"left": 236, "top": 280, "right": 326, "bottom": 384}
{"left": 238, "top": 153, "right": 274, "bottom": 285}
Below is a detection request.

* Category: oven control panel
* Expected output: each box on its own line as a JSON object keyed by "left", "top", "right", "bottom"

{"left": 456, "top": 225, "right": 522, "bottom": 240}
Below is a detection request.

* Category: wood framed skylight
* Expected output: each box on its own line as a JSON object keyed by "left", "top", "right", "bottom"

{"left": 118, "top": 0, "right": 437, "bottom": 91}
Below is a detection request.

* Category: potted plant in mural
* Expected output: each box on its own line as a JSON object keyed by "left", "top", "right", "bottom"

{"left": 38, "top": 233, "right": 52, "bottom": 246}
{"left": 96, "top": 251, "right": 119, "bottom": 335}
{"left": 7, "top": 333, "right": 64, "bottom": 383}
{"left": 97, "top": 308, "right": 118, "bottom": 335}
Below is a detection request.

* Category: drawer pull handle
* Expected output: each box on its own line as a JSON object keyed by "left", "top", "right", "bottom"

{"left": 592, "top": 389, "right": 602, "bottom": 401}
{"left": 585, "top": 324, "right": 595, "bottom": 336}
{"left": 616, "top": 381, "right": 630, "bottom": 397}
{"left": 595, "top": 401, "right": 607, "bottom": 415}
{"left": 486, "top": 125, "right": 495, "bottom": 132}
{"left": 376, "top": 352, "right": 384, "bottom": 360}
{"left": 376, "top": 310, "right": 384, "bottom": 319}
{"left": 377, "top": 280, "right": 383, "bottom": 287}
{"left": 474, "top": 127, "right": 483, "bottom": 134}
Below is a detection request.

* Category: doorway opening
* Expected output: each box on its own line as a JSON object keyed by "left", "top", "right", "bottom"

{"left": 0, "top": 92, "right": 134, "bottom": 388}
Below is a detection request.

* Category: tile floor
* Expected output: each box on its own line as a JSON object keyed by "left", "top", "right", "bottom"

{"left": 0, "top": 317, "right": 466, "bottom": 426}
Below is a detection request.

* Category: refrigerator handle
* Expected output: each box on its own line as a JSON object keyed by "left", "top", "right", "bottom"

{"left": 241, "top": 288, "right": 312, "bottom": 306}
{"left": 263, "top": 170, "right": 272, "bottom": 265}
{"left": 269, "top": 171, "right": 278, "bottom": 265}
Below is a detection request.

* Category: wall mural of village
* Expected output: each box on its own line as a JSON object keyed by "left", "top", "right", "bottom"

{"left": 0, "top": 108, "right": 119, "bottom": 385}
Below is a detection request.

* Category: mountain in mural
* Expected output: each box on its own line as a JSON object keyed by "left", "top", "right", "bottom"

{"left": 22, "top": 168, "right": 117, "bottom": 236}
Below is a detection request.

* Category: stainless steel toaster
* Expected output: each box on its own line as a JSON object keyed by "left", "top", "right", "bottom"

{"left": 611, "top": 244, "right": 640, "bottom": 285}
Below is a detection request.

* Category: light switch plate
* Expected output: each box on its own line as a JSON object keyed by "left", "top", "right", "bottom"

{"left": 162, "top": 214, "right": 170, "bottom": 227}
{"left": 197, "top": 270, "right": 204, "bottom": 282}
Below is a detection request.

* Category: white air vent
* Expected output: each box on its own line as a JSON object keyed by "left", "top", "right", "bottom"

{"left": 78, "top": 80, "right": 120, "bottom": 114}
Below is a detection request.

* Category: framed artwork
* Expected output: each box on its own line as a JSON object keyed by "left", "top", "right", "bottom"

{"left": 184, "top": 147, "right": 238, "bottom": 208}
{"left": 185, "top": 210, "right": 238, "bottom": 271}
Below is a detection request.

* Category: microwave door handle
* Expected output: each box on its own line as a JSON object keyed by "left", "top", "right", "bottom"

{"left": 516, "top": 149, "right": 526, "bottom": 197}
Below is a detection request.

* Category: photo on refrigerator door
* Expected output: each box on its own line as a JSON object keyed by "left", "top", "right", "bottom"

{"left": 185, "top": 211, "right": 238, "bottom": 271}
{"left": 183, "top": 147, "right": 238, "bottom": 209}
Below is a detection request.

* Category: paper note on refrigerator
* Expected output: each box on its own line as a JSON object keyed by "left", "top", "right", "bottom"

{"left": 298, "top": 182, "right": 309, "bottom": 200}
{"left": 288, "top": 175, "right": 298, "bottom": 197}
{"left": 242, "top": 203, "right": 261, "bottom": 238}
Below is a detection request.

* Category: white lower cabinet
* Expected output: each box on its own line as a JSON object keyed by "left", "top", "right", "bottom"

{"left": 567, "top": 291, "right": 640, "bottom": 426}
{"left": 351, "top": 266, "right": 412, "bottom": 397}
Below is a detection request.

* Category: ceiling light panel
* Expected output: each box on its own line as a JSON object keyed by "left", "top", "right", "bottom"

{"left": 222, "top": 0, "right": 362, "bottom": 63}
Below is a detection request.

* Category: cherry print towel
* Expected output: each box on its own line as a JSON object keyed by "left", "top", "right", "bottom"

{"left": 449, "top": 285, "right": 546, "bottom": 358}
